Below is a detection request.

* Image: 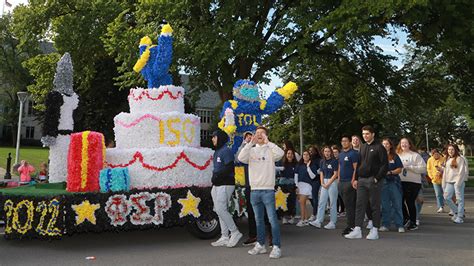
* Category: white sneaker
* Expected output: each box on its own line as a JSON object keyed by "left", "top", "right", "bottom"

{"left": 366, "top": 220, "right": 373, "bottom": 229}
{"left": 398, "top": 227, "right": 405, "bottom": 233}
{"left": 366, "top": 228, "right": 379, "bottom": 240}
{"left": 288, "top": 217, "right": 295, "bottom": 224}
{"left": 379, "top": 226, "right": 389, "bottom": 232}
{"left": 416, "top": 220, "right": 420, "bottom": 226}
{"left": 309, "top": 220, "right": 321, "bottom": 228}
{"left": 308, "top": 215, "right": 316, "bottom": 222}
{"left": 211, "top": 236, "right": 229, "bottom": 247}
{"left": 248, "top": 242, "right": 267, "bottom": 255}
{"left": 453, "top": 217, "right": 464, "bottom": 224}
{"left": 227, "top": 231, "right": 243, "bottom": 247}
{"left": 294, "top": 215, "right": 301, "bottom": 219}
{"left": 282, "top": 217, "right": 289, "bottom": 224}
{"left": 345, "top": 226, "right": 362, "bottom": 239}
{"left": 269, "top": 246, "right": 281, "bottom": 259}
{"left": 437, "top": 207, "right": 444, "bottom": 213}
{"left": 324, "top": 222, "right": 336, "bottom": 230}
{"left": 451, "top": 215, "right": 457, "bottom": 222}
{"left": 296, "top": 220, "right": 308, "bottom": 227}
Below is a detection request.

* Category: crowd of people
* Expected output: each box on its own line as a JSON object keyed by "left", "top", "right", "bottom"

{"left": 209, "top": 125, "right": 469, "bottom": 259}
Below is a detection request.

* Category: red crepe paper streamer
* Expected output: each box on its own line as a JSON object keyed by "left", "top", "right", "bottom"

{"left": 128, "top": 89, "right": 183, "bottom": 101}
{"left": 67, "top": 131, "right": 105, "bottom": 192}
{"left": 107, "top": 151, "right": 212, "bottom": 172}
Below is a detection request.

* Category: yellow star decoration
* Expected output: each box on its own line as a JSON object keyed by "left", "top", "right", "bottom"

{"left": 178, "top": 190, "right": 201, "bottom": 218}
{"left": 234, "top": 166, "right": 246, "bottom": 186}
{"left": 275, "top": 187, "right": 289, "bottom": 211}
{"left": 72, "top": 200, "right": 101, "bottom": 225}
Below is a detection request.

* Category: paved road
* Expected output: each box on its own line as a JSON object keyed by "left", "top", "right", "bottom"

{"left": 0, "top": 188, "right": 473, "bottom": 266}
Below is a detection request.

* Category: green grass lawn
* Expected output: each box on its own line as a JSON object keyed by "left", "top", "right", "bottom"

{"left": 0, "top": 146, "right": 49, "bottom": 175}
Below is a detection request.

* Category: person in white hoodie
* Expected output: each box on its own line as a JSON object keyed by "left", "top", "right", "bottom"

{"left": 396, "top": 137, "right": 426, "bottom": 231}
{"left": 442, "top": 144, "right": 468, "bottom": 224}
{"left": 238, "top": 126, "right": 284, "bottom": 259}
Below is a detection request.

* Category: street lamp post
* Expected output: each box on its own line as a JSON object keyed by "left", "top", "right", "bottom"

{"left": 15, "top": 91, "right": 28, "bottom": 165}
{"left": 299, "top": 112, "right": 303, "bottom": 156}
{"left": 425, "top": 125, "right": 429, "bottom": 152}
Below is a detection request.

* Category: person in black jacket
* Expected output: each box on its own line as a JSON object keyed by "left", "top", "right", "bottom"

{"left": 345, "top": 125, "right": 388, "bottom": 240}
{"left": 210, "top": 130, "right": 243, "bottom": 247}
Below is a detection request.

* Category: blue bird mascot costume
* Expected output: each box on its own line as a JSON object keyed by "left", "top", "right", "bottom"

{"left": 218, "top": 79, "right": 298, "bottom": 154}
{"left": 218, "top": 79, "right": 297, "bottom": 215}
{"left": 133, "top": 23, "right": 173, "bottom": 87}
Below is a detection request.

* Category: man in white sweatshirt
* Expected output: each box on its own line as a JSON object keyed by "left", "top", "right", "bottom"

{"left": 238, "top": 126, "right": 284, "bottom": 259}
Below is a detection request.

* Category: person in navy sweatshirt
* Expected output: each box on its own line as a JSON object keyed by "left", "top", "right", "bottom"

{"left": 210, "top": 129, "right": 243, "bottom": 248}
{"left": 295, "top": 150, "right": 320, "bottom": 227}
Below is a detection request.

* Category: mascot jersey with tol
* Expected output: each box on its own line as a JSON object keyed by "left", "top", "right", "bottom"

{"left": 218, "top": 79, "right": 298, "bottom": 154}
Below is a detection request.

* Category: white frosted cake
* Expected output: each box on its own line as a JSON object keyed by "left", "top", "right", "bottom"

{"left": 106, "top": 85, "right": 213, "bottom": 188}
{"left": 106, "top": 24, "right": 213, "bottom": 189}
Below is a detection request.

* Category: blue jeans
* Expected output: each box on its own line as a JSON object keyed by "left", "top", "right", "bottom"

{"left": 416, "top": 188, "right": 424, "bottom": 220}
{"left": 432, "top": 183, "right": 444, "bottom": 209}
{"left": 250, "top": 190, "right": 281, "bottom": 247}
{"left": 444, "top": 182, "right": 465, "bottom": 218}
{"left": 381, "top": 180, "right": 403, "bottom": 227}
{"left": 311, "top": 181, "right": 321, "bottom": 216}
{"left": 316, "top": 179, "right": 338, "bottom": 224}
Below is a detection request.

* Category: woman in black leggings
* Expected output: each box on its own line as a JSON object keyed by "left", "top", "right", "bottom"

{"left": 396, "top": 138, "right": 426, "bottom": 230}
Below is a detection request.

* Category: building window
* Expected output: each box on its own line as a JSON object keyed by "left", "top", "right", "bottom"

{"left": 26, "top": 126, "right": 35, "bottom": 139}
{"left": 200, "top": 129, "right": 211, "bottom": 140}
{"left": 27, "top": 101, "right": 33, "bottom": 116}
{"left": 196, "top": 109, "right": 213, "bottom": 124}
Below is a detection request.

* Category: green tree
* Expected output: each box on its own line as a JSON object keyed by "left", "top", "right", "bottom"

{"left": 12, "top": 0, "right": 129, "bottom": 139}
{"left": 104, "top": 0, "right": 420, "bottom": 102}
{"left": 0, "top": 14, "right": 38, "bottom": 146}
{"left": 387, "top": 45, "right": 472, "bottom": 148}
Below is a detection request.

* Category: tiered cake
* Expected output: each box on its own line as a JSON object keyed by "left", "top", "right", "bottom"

{"left": 105, "top": 24, "right": 213, "bottom": 189}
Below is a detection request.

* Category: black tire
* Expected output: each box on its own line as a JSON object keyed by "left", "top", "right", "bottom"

{"left": 186, "top": 218, "right": 220, "bottom": 239}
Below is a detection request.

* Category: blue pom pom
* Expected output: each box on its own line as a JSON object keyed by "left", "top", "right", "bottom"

{"left": 100, "top": 168, "right": 131, "bottom": 192}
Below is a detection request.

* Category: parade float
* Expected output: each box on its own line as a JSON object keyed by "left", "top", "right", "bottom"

{"left": 0, "top": 24, "right": 217, "bottom": 240}
{"left": 0, "top": 23, "right": 297, "bottom": 240}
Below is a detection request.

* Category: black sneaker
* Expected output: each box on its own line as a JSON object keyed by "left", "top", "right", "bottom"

{"left": 407, "top": 224, "right": 418, "bottom": 231}
{"left": 242, "top": 237, "right": 257, "bottom": 246}
{"left": 341, "top": 227, "right": 352, "bottom": 236}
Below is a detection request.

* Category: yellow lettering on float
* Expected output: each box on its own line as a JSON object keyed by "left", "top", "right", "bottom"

{"left": 159, "top": 120, "right": 165, "bottom": 144}
{"left": 12, "top": 200, "right": 34, "bottom": 234}
{"left": 244, "top": 114, "right": 253, "bottom": 125}
{"left": 253, "top": 115, "right": 259, "bottom": 126}
{"left": 182, "top": 119, "right": 195, "bottom": 144}
{"left": 167, "top": 118, "right": 181, "bottom": 146}
{"left": 237, "top": 113, "right": 244, "bottom": 126}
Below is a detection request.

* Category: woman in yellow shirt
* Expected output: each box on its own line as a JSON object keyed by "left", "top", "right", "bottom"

{"left": 426, "top": 149, "right": 446, "bottom": 213}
